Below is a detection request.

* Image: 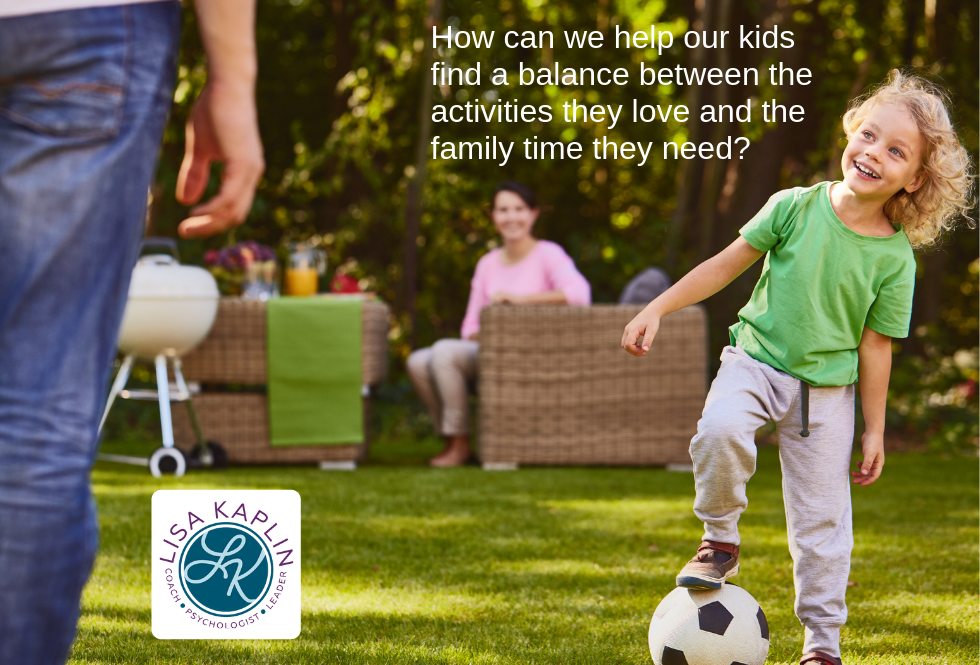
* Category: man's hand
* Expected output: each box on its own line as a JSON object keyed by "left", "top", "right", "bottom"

{"left": 621, "top": 306, "right": 661, "bottom": 356}
{"left": 175, "top": 81, "right": 264, "bottom": 239}
{"left": 851, "top": 431, "right": 884, "bottom": 486}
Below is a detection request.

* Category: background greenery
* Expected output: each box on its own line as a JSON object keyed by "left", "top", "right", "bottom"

{"left": 147, "top": 0, "right": 978, "bottom": 451}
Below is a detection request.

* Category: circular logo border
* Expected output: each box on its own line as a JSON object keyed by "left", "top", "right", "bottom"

{"left": 178, "top": 522, "right": 274, "bottom": 618}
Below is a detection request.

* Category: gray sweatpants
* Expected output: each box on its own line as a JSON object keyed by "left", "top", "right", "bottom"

{"left": 691, "top": 345, "right": 854, "bottom": 659}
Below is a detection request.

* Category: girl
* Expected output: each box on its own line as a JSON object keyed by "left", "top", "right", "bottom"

{"left": 622, "top": 71, "right": 973, "bottom": 665}
{"left": 409, "top": 181, "right": 591, "bottom": 467}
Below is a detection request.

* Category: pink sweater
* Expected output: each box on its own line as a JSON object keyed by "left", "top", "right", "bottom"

{"left": 460, "top": 240, "right": 592, "bottom": 339}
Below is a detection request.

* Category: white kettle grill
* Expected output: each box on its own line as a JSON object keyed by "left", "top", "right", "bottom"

{"left": 97, "top": 238, "right": 226, "bottom": 477}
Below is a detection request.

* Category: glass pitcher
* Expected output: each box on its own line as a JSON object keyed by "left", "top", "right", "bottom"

{"left": 284, "top": 243, "right": 326, "bottom": 296}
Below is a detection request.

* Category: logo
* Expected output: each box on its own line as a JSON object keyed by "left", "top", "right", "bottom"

{"left": 152, "top": 490, "right": 300, "bottom": 639}
{"left": 180, "top": 523, "right": 272, "bottom": 617}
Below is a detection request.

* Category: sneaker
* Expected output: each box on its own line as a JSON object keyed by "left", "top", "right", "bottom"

{"left": 801, "top": 652, "right": 842, "bottom": 665}
{"left": 675, "top": 540, "right": 739, "bottom": 590}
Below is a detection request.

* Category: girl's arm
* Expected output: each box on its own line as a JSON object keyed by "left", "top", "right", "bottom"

{"left": 852, "top": 326, "right": 891, "bottom": 486}
{"left": 621, "top": 237, "right": 764, "bottom": 355}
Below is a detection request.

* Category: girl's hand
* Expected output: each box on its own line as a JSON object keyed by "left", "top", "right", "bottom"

{"left": 851, "top": 432, "right": 885, "bottom": 486}
{"left": 621, "top": 307, "right": 661, "bottom": 356}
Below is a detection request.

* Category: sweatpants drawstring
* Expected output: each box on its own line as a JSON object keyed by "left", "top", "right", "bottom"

{"left": 800, "top": 380, "right": 810, "bottom": 438}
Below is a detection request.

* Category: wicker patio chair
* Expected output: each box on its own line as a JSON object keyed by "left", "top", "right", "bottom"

{"left": 477, "top": 304, "right": 707, "bottom": 468}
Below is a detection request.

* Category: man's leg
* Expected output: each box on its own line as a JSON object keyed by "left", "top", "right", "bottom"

{"left": 0, "top": 4, "right": 181, "bottom": 663}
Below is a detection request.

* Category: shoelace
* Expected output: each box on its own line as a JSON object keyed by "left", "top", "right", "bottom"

{"left": 694, "top": 547, "right": 728, "bottom": 563}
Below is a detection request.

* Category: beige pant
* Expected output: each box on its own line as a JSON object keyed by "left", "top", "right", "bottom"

{"left": 406, "top": 339, "right": 479, "bottom": 436}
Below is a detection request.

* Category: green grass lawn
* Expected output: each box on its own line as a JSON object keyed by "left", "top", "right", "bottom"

{"left": 72, "top": 436, "right": 978, "bottom": 665}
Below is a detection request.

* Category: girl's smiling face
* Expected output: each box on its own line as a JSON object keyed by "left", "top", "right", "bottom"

{"left": 841, "top": 102, "right": 926, "bottom": 199}
{"left": 491, "top": 190, "right": 538, "bottom": 242}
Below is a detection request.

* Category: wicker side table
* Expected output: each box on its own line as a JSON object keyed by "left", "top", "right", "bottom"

{"left": 478, "top": 304, "right": 707, "bottom": 467}
{"left": 172, "top": 297, "right": 389, "bottom": 465}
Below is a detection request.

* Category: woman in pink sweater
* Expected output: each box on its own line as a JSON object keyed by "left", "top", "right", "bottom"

{"left": 407, "top": 181, "right": 592, "bottom": 466}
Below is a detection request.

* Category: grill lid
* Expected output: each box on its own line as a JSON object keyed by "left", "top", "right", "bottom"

{"left": 128, "top": 254, "right": 219, "bottom": 300}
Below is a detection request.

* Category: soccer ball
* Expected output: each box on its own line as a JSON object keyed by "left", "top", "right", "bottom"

{"left": 648, "top": 584, "right": 770, "bottom": 665}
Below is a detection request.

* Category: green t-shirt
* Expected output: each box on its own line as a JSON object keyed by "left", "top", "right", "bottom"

{"left": 730, "top": 181, "right": 916, "bottom": 386}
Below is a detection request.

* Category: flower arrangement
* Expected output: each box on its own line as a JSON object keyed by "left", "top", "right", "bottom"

{"left": 204, "top": 241, "right": 278, "bottom": 298}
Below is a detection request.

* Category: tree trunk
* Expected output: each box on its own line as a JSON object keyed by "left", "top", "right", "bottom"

{"left": 696, "top": 0, "right": 733, "bottom": 264}
{"left": 402, "top": 0, "right": 443, "bottom": 348}
{"left": 664, "top": 0, "right": 711, "bottom": 274}
{"left": 902, "top": 0, "right": 919, "bottom": 63}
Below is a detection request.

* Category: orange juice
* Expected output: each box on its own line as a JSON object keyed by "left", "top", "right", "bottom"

{"left": 284, "top": 268, "right": 319, "bottom": 296}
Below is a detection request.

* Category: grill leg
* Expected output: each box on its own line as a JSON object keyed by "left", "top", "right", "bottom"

{"left": 172, "top": 357, "right": 210, "bottom": 463}
{"left": 155, "top": 354, "right": 175, "bottom": 448}
{"left": 98, "top": 354, "right": 134, "bottom": 435}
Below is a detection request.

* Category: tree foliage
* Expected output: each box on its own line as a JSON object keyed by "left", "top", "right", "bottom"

{"left": 152, "top": 0, "right": 979, "bottom": 449}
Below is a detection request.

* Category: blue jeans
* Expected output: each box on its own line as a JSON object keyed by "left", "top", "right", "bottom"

{"left": 0, "top": 4, "right": 180, "bottom": 663}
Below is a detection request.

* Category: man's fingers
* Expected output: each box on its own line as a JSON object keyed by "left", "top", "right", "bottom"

{"left": 177, "top": 214, "right": 225, "bottom": 239}
{"left": 178, "top": 192, "right": 248, "bottom": 239}
{"left": 175, "top": 113, "right": 211, "bottom": 205}
{"left": 190, "top": 159, "right": 261, "bottom": 216}
{"left": 178, "top": 211, "right": 239, "bottom": 239}
{"left": 188, "top": 189, "right": 235, "bottom": 217}
{"left": 179, "top": 162, "right": 261, "bottom": 239}
{"left": 176, "top": 152, "right": 212, "bottom": 206}
{"left": 181, "top": 197, "right": 250, "bottom": 238}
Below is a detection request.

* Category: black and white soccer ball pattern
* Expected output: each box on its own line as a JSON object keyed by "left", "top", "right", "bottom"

{"left": 648, "top": 584, "right": 770, "bottom": 665}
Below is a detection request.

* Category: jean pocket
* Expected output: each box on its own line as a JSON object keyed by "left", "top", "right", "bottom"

{"left": 0, "top": 8, "right": 129, "bottom": 139}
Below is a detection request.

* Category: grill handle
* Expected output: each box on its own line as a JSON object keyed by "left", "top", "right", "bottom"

{"left": 139, "top": 237, "right": 180, "bottom": 263}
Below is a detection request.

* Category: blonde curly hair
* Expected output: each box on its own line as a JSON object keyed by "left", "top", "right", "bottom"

{"left": 842, "top": 69, "right": 975, "bottom": 248}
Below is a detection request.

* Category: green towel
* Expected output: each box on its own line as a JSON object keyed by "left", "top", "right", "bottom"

{"left": 267, "top": 296, "right": 363, "bottom": 446}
